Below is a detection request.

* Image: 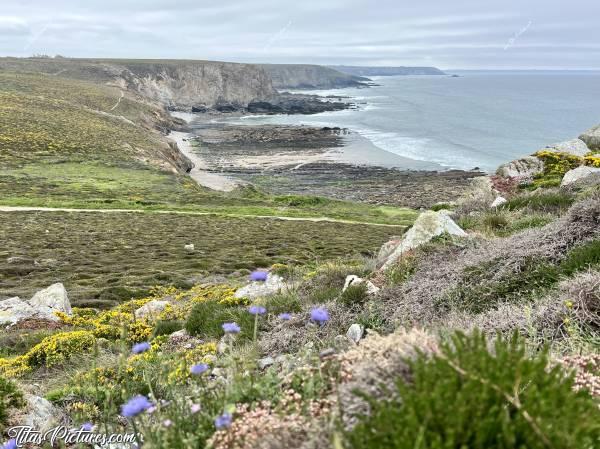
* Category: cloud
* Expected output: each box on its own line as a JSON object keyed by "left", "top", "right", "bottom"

{"left": 0, "top": 1, "right": 598, "bottom": 68}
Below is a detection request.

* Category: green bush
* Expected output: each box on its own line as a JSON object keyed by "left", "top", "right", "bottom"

{"left": 505, "top": 192, "right": 574, "bottom": 212}
{"left": 431, "top": 203, "right": 453, "bottom": 212}
{"left": 152, "top": 320, "right": 184, "bottom": 338}
{"left": 185, "top": 301, "right": 255, "bottom": 340}
{"left": 483, "top": 211, "right": 509, "bottom": 231}
{"left": 0, "top": 375, "right": 24, "bottom": 431}
{"left": 560, "top": 239, "right": 600, "bottom": 276}
{"left": 346, "top": 331, "right": 600, "bottom": 449}
{"left": 274, "top": 194, "right": 329, "bottom": 207}
{"left": 339, "top": 283, "right": 369, "bottom": 306}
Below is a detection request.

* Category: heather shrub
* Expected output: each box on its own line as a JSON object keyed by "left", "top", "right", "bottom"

{"left": 0, "top": 375, "right": 24, "bottom": 431}
{"left": 339, "top": 283, "right": 368, "bottom": 306}
{"left": 152, "top": 319, "right": 184, "bottom": 337}
{"left": 560, "top": 239, "right": 600, "bottom": 276}
{"left": 346, "top": 331, "right": 600, "bottom": 449}
{"left": 505, "top": 191, "right": 574, "bottom": 212}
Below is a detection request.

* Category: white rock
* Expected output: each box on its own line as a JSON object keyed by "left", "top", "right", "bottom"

{"left": 184, "top": 243, "right": 195, "bottom": 253}
{"left": 380, "top": 210, "right": 467, "bottom": 271}
{"left": 542, "top": 138, "right": 590, "bottom": 157}
{"left": 134, "top": 300, "right": 169, "bottom": 319}
{"left": 561, "top": 166, "right": 600, "bottom": 189}
{"left": 258, "top": 356, "right": 275, "bottom": 370}
{"left": 0, "top": 297, "right": 36, "bottom": 327}
{"left": 21, "top": 394, "right": 63, "bottom": 432}
{"left": 346, "top": 323, "right": 364, "bottom": 343}
{"left": 29, "top": 283, "right": 71, "bottom": 315}
{"left": 343, "top": 275, "right": 380, "bottom": 295}
{"left": 490, "top": 196, "right": 507, "bottom": 208}
{"left": 496, "top": 156, "right": 544, "bottom": 180}
{"left": 234, "top": 274, "right": 286, "bottom": 299}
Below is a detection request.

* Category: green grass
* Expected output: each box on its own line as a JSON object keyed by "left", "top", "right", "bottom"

{"left": 0, "top": 211, "right": 398, "bottom": 304}
{"left": 505, "top": 191, "right": 575, "bottom": 212}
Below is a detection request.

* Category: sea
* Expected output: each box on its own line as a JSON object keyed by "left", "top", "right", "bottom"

{"left": 222, "top": 71, "right": 600, "bottom": 172}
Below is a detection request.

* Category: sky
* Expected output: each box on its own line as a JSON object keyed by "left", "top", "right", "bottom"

{"left": 1, "top": 0, "right": 599, "bottom": 69}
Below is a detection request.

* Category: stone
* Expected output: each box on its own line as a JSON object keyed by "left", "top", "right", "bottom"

{"left": 234, "top": 274, "right": 286, "bottom": 299}
{"left": 490, "top": 196, "right": 507, "bottom": 208}
{"left": 579, "top": 124, "right": 600, "bottom": 152}
{"left": 21, "top": 394, "right": 63, "bottom": 432}
{"left": 134, "top": 300, "right": 169, "bottom": 319}
{"left": 184, "top": 243, "right": 195, "bottom": 253}
{"left": 0, "top": 297, "right": 36, "bottom": 327}
{"left": 343, "top": 275, "right": 380, "bottom": 295}
{"left": 542, "top": 138, "right": 590, "bottom": 157}
{"left": 346, "top": 323, "right": 364, "bottom": 343}
{"left": 29, "top": 283, "right": 71, "bottom": 315}
{"left": 379, "top": 210, "right": 467, "bottom": 270}
{"left": 6, "top": 256, "right": 34, "bottom": 264}
{"left": 561, "top": 166, "right": 600, "bottom": 189}
{"left": 496, "top": 156, "right": 544, "bottom": 180}
{"left": 258, "top": 356, "right": 275, "bottom": 370}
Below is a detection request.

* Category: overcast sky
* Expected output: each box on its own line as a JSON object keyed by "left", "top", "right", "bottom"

{"left": 1, "top": 0, "right": 598, "bottom": 69}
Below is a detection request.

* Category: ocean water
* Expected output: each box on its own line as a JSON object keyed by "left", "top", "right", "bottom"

{"left": 224, "top": 71, "right": 600, "bottom": 172}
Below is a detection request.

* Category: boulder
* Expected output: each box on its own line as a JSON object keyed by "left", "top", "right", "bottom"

{"left": 0, "top": 297, "right": 36, "bottom": 327}
{"left": 342, "top": 275, "right": 380, "bottom": 295}
{"left": 29, "top": 283, "right": 71, "bottom": 315}
{"left": 379, "top": 210, "right": 467, "bottom": 270}
{"left": 496, "top": 156, "right": 544, "bottom": 180}
{"left": 134, "top": 300, "right": 169, "bottom": 319}
{"left": 490, "top": 196, "right": 507, "bottom": 208}
{"left": 346, "top": 323, "right": 364, "bottom": 343}
{"left": 234, "top": 274, "right": 286, "bottom": 299}
{"left": 561, "top": 166, "right": 600, "bottom": 189}
{"left": 579, "top": 124, "right": 600, "bottom": 152}
{"left": 184, "top": 244, "right": 195, "bottom": 253}
{"left": 542, "top": 138, "right": 590, "bottom": 157}
{"left": 21, "top": 394, "right": 64, "bottom": 432}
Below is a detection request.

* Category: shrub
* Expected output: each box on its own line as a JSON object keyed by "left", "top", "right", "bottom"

{"left": 274, "top": 195, "right": 328, "bottom": 207}
{"left": 560, "top": 239, "right": 600, "bottom": 276}
{"left": 505, "top": 191, "right": 574, "bottom": 212}
{"left": 0, "top": 375, "right": 24, "bottom": 431}
{"left": 430, "top": 203, "right": 453, "bottom": 212}
{"left": 185, "top": 301, "right": 255, "bottom": 341}
{"left": 339, "top": 283, "right": 369, "bottom": 306}
{"left": 26, "top": 330, "right": 96, "bottom": 368}
{"left": 482, "top": 211, "right": 509, "bottom": 231}
{"left": 534, "top": 150, "right": 583, "bottom": 177}
{"left": 152, "top": 320, "right": 184, "bottom": 338}
{"left": 346, "top": 331, "right": 600, "bottom": 449}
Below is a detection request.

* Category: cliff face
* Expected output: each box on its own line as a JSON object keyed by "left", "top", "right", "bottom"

{"left": 0, "top": 58, "right": 277, "bottom": 110}
{"left": 330, "top": 66, "right": 446, "bottom": 76}
{"left": 259, "top": 64, "right": 369, "bottom": 89}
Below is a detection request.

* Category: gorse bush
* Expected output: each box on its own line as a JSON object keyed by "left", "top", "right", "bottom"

{"left": 0, "top": 375, "right": 24, "bottom": 431}
{"left": 152, "top": 320, "right": 184, "bottom": 337}
{"left": 347, "top": 331, "right": 600, "bottom": 449}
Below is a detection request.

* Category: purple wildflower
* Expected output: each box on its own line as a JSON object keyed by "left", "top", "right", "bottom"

{"left": 214, "top": 412, "right": 233, "bottom": 429}
{"left": 248, "top": 305, "right": 267, "bottom": 315}
{"left": 222, "top": 322, "right": 241, "bottom": 334}
{"left": 190, "top": 403, "right": 201, "bottom": 414}
{"left": 81, "top": 422, "right": 94, "bottom": 431}
{"left": 146, "top": 406, "right": 157, "bottom": 414}
{"left": 310, "top": 307, "right": 329, "bottom": 324}
{"left": 190, "top": 363, "right": 209, "bottom": 375}
{"left": 163, "top": 419, "right": 173, "bottom": 428}
{"left": 131, "top": 342, "right": 151, "bottom": 354}
{"left": 278, "top": 313, "right": 292, "bottom": 321}
{"left": 1, "top": 440, "right": 16, "bottom": 449}
{"left": 250, "top": 270, "right": 268, "bottom": 282}
{"left": 121, "top": 395, "right": 152, "bottom": 418}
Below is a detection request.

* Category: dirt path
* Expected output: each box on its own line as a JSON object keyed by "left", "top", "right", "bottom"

{"left": 169, "top": 131, "right": 239, "bottom": 192}
{"left": 0, "top": 206, "right": 407, "bottom": 228}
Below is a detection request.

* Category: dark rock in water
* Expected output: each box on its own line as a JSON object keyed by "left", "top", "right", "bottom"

{"left": 191, "top": 105, "right": 208, "bottom": 113}
{"left": 214, "top": 102, "right": 240, "bottom": 113}
{"left": 247, "top": 101, "right": 283, "bottom": 114}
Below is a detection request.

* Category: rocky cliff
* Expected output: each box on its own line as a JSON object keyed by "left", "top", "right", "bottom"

{"left": 330, "top": 65, "right": 446, "bottom": 76}
{"left": 0, "top": 58, "right": 278, "bottom": 110}
{"left": 259, "top": 64, "right": 369, "bottom": 89}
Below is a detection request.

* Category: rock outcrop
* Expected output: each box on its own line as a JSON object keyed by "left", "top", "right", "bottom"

{"left": 342, "top": 275, "right": 380, "bottom": 295}
{"left": 0, "top": 283, "right": 71, "bottom": 327}
{"left": 234, "top": 274, "right": 286, "bottom": 300}
{"left": 378, "top": 211, "right": 467, "bottom": 270}
{"left": 542, "top": 138, "right": 590, "bottom": 157}
{"left": 579, "top": 124, "right": 600, "bottom": 152}
{"left": 135, "top": 300, "right": 169, "bottom": 319}
{"left": 561, "top": 166, "right": 600, "bottom": 189}
{"left": 496, "top": 156, "right": 544, "bottom": 181}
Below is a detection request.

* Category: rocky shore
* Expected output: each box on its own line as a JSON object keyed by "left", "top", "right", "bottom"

{"left": 182, "top": 122, "right": 484, "bottom": 208}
